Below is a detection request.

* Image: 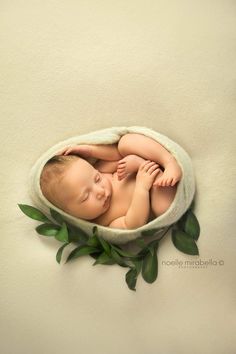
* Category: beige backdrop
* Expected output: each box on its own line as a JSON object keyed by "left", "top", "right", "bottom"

{"left": 1, "top": 1, "right": 236, "bottom": 353}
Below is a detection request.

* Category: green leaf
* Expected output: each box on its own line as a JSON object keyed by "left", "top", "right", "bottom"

{"left": 111, "top": 245, "right": 134, "bottom": 257}
{"left": 87, "top": 234, "right": 100, "bottom": 248}
{"left": 18, "top": 204, "right": 50, "bottom": 222}
{"left": 92, "top": 252, "right": 116, "bottom": 265}
{"left": 98, "top": 236, "right": 111, "bottom": 256}
{"left": 111, "top": 247, "right": 123, "bottom": 263}
{"left": 136, "top": 247, "right": 149, "bottom": 258}
{"left": 123, "top": 255, "right": 144, "bottom": 263}
{"left": 126, "top": 268, "right": 138, "bottom": 291}
{"left": 147, "top": 246, "right": 154, "bottom": 257}
{"left": 66, "top": 224, "right": 89, "bottom": 243}
{"left": 66, "top": 245, "right": 99, "bottom": 263}
{"left": 56, "top": 242, "right": 71, "bottom": 264}
{"left": 141, "top": 246, "right": 158, "bottom": 284}
{"left": 147, "top": 239, "right": 159, "bottom": 250}
{"left": 172, "top": 229, "right": 199, "bottom": 255}
{"left": 131, "top": 259, "right": 142, "bottom": 275}
{"left": 135, "top": 238, "right": 146, "bottom": 249}
{"left": 87, "top": 226, "right": 102, "bottom": 247}
{"left": 36, "top": 223, "right": 60, "bottom": 236}
{"left": 55, "top": 222, "right": 69, "bottom": 243}
{"left": 135, "top": 239, "right": 159, "bottom": 259}
{"left": 183, "top": 210, "right": 200, "bottom": 240}
{"left": 50, "top": 208, "right": 64, "bottom": 225}
{"left": 110, "top": 248, "right": 129, "bottom": 268}
{"left": 177, "top": 217, "right": 185, "bottom": 231}
{"left": 177, "top": 209, "right": 200, "bottom": 241}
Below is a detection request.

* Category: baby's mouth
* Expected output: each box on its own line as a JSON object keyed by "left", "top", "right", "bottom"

{"left": 103, "top": 195, "right": 110, "bottom": 207}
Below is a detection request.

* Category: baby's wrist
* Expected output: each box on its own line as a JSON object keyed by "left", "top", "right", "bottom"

{"left": 135, "top": 183, "right": 150, "bottom": 193}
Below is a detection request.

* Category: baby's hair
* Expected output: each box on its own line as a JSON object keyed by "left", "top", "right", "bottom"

{"left": 40, "top": 154, "right": 79, "bottom": 210}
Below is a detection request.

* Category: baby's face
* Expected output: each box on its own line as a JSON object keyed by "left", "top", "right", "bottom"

{"left": 56, "top": 158, "right": 112, "bottom": 220}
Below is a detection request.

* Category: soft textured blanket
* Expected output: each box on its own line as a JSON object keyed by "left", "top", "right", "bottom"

{"left": 28, "top": 126, "right": 195, "bottom": 244}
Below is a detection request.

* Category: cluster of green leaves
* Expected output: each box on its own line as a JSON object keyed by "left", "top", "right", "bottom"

{"left": 172, "top": 209, "right": 200, "bottom": 255}
{"left": 18, "top": 203, "right": 200, "bottom": 291}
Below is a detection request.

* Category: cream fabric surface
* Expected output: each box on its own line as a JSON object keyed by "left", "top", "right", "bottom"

{"left": 29, "top": 126, "right": 195, "bottom": 244}
{"left": 1, "top": 1, "right": 236, "bottom": 354}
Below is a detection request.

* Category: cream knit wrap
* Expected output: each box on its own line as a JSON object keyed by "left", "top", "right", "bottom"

{"left": 28, "top": 126, "right": 195, "bottom": 245}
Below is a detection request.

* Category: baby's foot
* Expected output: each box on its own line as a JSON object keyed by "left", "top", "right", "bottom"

{"left": 153, "top": 156, "right": 182, "bottom": 187}
{"left": 117, "top": 155, "right": 151, "bottom": 180}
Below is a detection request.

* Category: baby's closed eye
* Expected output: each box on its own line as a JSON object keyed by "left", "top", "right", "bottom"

{"left": 81, "top": 192, "right": 89, "bottom": 202}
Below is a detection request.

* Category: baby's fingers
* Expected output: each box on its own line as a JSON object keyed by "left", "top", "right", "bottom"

{"left": 55, "top": 147, "right": 69, "bottom": 156}
{"left": 147, "top": 165, "right": 160, "bottom": 174}
{"left": 140, "top": 160, "right": 160, "bottom": 171}
{"left": 63, "top": 148, "right": 74, "bottom": 155}
{"left": 140, "top": 160, "right": 155, "bottom": 171}
{"left": 61, "top": 146, "right": 76, "bottom": 155}
{"left": 149, "top": 166, "right": 161, "bottom": 175}
{"left": 147, "top": 163, "right": 160, "bottom": 173}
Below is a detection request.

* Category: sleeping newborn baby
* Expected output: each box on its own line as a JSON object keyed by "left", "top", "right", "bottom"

{"left": 40, "top": 133, "right": 182, "bottom": 229}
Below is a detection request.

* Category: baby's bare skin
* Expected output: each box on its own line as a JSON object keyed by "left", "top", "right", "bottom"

{"left": 56, "top": 133, "right": 181, "bottom": 229}
{"left": 57, "top": 133, "right": 182, "bottom": 187}
{"left": 53, "top": 156, "right": 177, "bottom": 229}
{"left": 93, "top": 160, "right": 161, "bottom": 228}
{"left": 117, "top": 155, "right": 150, "bottom": 180}
{"left": 93, "top": 157, "right": 177, "bottom": 228}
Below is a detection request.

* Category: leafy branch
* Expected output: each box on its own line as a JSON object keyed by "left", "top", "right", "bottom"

{"left": 18, "top": 203, "right": 200, "bottom": 291}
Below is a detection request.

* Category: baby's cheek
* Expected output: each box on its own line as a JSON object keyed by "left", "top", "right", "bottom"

{"left": 105, "top": 178, "right": 112, "bottom": 192}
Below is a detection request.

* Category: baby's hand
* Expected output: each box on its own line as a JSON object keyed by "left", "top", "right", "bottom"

{"left": 136, "top": 160, "right": 161, "bottom": 191}
{"left": 56, "top": 144, "right": 93, "bottom": 158}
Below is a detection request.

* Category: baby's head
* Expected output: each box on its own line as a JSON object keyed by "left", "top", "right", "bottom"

{"left": 40, "top": 155, "right": 112, "bottom": 220}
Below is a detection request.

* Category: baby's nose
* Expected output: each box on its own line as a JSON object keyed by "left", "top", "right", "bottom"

{"left": 96, "top": 186, "right": 105, "bottom": 199}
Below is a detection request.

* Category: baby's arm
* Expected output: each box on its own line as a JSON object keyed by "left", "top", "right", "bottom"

{"left": 58, "top": 143, "right": 122, "bottom": 161}
{"left": 109, "top": 161, "right": 161, "bottom": 229}
{"left": 57, "top": 143, "right": 123, "bottom": 173}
